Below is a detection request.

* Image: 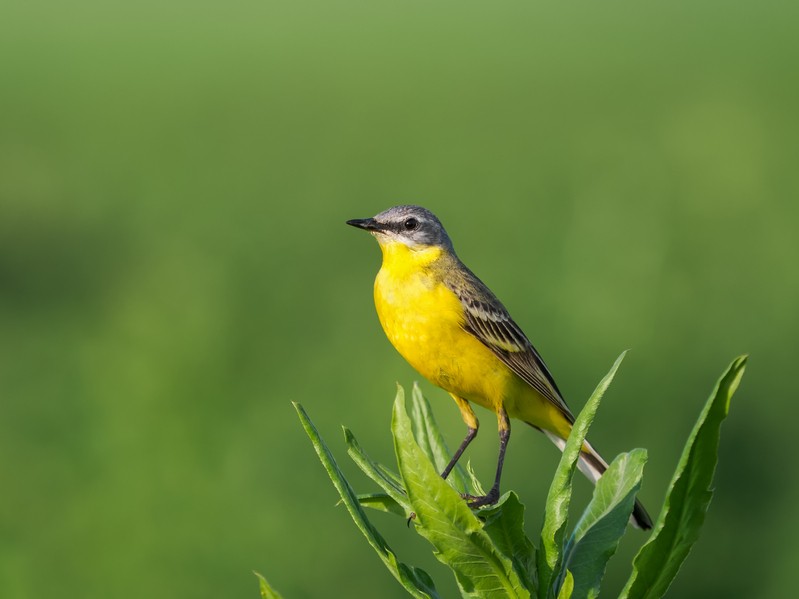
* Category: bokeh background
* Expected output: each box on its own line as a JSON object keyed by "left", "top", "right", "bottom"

{"left": 1, "top": 1, "right": 797, "bottom": 597}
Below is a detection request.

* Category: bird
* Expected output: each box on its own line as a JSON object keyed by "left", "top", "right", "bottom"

{"left": 346, "top": 205, "right": 652, "bottom": 529}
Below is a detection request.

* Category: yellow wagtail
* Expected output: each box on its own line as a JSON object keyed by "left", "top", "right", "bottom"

{"left": 347, "top": 205, "right": 652, "bottom": 529}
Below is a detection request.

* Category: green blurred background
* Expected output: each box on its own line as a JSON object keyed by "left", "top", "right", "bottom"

{"left": 1, "top": 0, "right": 797, "bottom": 597}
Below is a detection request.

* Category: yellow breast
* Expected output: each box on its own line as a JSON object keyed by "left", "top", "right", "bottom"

{"left": 373, "top": 240, "right": 513, "bottom": 411}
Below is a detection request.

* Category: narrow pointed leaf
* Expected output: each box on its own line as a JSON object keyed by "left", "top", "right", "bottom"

{"left": 409, "top": 382, "right": 472, "bottom": 494}
{"left": 392, "top": 388, "right": 530, "bottom": 598}
{"left": 294, "top": 402, "right": 440, "bottom": 599}
{"left": 619, "top": 355, "right": 747, "bottom": 599}
{"left": 556, "top": 571, "right": 574, "bottom": 599}
{"left": 538, "top": 352, "right": 627, "bottom": 598}
{"left": 561, "top": 449, "right": 647, "bottom": 599}
{"left": 255, "top": 572, "right": 284, "bottom": 599}
{"left": 466, "top": 461, "right": 486, "bottom": 497}
{"left": 357, "top": 493, "right": 406, "bottom": 517}
{"left": 344, "top": 426, "right": 411, "bottom": 512}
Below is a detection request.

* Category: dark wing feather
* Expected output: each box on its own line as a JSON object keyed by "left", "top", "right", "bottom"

{"left": 444, "top": 263, "right": 575, "bottom": 423}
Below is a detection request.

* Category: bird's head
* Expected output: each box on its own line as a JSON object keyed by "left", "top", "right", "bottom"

{"left": 346, "top": 205, "right": 454, "bottom": 252}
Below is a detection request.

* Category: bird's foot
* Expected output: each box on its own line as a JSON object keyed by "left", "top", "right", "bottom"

{"left": 462, "top": 488, "right": 500, "bottom": 508}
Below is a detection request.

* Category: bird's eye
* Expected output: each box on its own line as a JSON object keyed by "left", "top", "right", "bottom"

{"left": 404, "top": 217, "right": 419, "bottom": 231}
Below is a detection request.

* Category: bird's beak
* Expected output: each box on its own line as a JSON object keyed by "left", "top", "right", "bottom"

{"left": 346, "top": 217, "right": 381, "bottom": 232}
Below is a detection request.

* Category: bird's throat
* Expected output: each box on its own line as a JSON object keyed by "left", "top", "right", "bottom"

{"left": 377, "top": 240, "right": 444, "bottom": 277}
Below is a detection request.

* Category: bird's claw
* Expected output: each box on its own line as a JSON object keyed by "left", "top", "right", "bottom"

{"left": 462, "top": 490, "right": 500, "bottom": 508}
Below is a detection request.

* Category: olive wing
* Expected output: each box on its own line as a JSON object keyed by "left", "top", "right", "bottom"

{"left": 445, "top": 268, "right": 574, "bottom": 423}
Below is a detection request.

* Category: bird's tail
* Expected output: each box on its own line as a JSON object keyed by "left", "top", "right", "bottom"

{"left": 541, "top": 429, "right": 653, "bottom": 530}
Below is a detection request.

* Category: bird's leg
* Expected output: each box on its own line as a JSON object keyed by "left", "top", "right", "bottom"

{"left": 441, "top": 428, "right": 477, "bottom": 480}
{"left": 466, "top": 406, "right": 510, "bottom": 508}
{"left": 441, "top": 395, "right": 479, "bottom": 480}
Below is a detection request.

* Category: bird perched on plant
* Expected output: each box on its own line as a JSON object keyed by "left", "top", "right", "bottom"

{"left": 346, "top": 205, "right": 651, "bottom": 529}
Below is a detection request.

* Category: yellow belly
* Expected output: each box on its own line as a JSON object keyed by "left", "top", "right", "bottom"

{"left": 373, "top": 261, "right": 511, "bottom": 413}
{"left": 372, "top": 242, "right": 572, "bottom": 438}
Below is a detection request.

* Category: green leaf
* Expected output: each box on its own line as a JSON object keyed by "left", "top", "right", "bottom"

{"left": 392, "top": 388, "right": 530, "bottom": 598}
{"left": 294, "top": 402, "right": 441, "bottom": 599}
{"left": 556, "top": 571, "right": 574, "bottom": 599}
{"left": 561, "top": 449, "right": 648, "bottom": 599}
{"left": 357, "top": 493, "right": 406, "bottom": 517}
{"left": 538, "top": 352, "right": 627, "bottom": 599}
{"left": 619, "top": 355, "right": 747, "bottom": 599}
{"left": 344, "top": 426, "right": 411, "bottom": 513}
{"left": 255, "top": 572, "right": 284, "bottom": 599}
{"left": 477, "top": 492, "right": 537, "bottom": 595}
{"left": 466, "top": 461, "right": 486, "bottom": 497}
{"left": 409, "top": 382, "right": 472, "bottom": 494}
